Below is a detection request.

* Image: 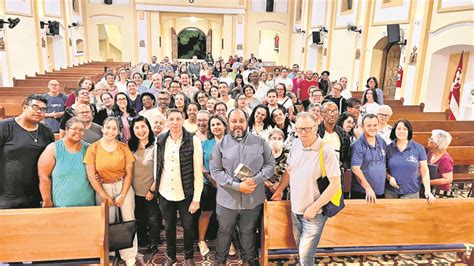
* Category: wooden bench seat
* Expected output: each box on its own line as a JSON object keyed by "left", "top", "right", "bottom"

{"left": 412, "top": 132, "right": 474, "bottom": 146}
{"left": 390, "top": 111, "right": 448, "bottom": 121}
{"left": 261, "top": 199, "right": 474, "bottom": 265}
{"left": 408, "top": 120, "right": 474, "bottom": 132}
{"left": 0, "top": 203, "right": 109, "bottom": 265}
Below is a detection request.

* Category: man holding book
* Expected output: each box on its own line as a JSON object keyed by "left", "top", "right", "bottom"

{"left": 210, "top": 109, "right": 275, "bottom": 266}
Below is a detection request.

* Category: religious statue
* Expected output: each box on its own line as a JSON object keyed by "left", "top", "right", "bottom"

{"left": 274, "top": 33, "right": 280, "bottom": 52}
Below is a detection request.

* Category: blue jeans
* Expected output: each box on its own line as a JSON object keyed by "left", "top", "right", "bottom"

{"left": 291, "top": 212, "right": 328, "bottom": 266}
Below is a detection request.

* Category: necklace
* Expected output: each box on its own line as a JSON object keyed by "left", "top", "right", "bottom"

{"left": 16, "top": 117, "right": 39, "bottom": 142}
{"left": 26, "top": 129, "right": 39, "bottom": 143}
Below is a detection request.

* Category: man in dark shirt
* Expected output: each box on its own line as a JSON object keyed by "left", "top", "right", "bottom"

{"left": 0, "top": 94, "right": 55, "bottom": 209}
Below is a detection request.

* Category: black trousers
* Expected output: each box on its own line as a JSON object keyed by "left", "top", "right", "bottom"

{"left": 134, "top": 195, "right": 161, "bottom": 246}
{"left": 158, "top": 194, "right": 194, "bottom": 259}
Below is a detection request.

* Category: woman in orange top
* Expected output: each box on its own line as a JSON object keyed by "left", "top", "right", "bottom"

{"left": 84, "top": 117, "right": 137, "bottom": 266}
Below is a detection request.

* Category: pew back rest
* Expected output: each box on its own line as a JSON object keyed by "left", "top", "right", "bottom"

{"left": 446, "top": 146, "right": 474, "bottom": 166}
{"left": 409, "top": 120, "right": 474, "bottom": 132}
{"left": 0, "top": 203, "right": 109, "bottom": 263}
{"left": 263, "top": 199, "right": 474, "bottom": 250}
{"left": 412, "top": 132, "right": 474, "bottom": 147}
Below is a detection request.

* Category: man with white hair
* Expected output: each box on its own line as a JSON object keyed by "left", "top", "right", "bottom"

{"left": 377, "top": 105, "right": 393, "bottom": 144}
{"left": 272, "top": 112, "right": 341, "bottom": 265}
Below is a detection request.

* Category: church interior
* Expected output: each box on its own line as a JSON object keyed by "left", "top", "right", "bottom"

{"left": 0, "top": 0, "right": 473, "bottom": 265}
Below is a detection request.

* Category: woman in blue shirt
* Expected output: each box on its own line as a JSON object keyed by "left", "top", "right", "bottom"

{"left": 198, "top": 114, "right": 228, "bottom": 256}
{"left": 385, "top": 119, "right": 435, "bottom": 203}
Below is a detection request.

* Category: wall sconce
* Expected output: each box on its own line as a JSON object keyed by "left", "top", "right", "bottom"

{"left": 0, "top": 17, "right": 20, "bottom": 29}
{"left": 319, "top": 26, "right": 328, "bottom": 33}
{"left": 348, "top": 24, "right": 362, "bottom": 33}
{"left": 68, "top": 22, "right": 81, "bottom": 28}
{"left": 40, "top": 20, "right": 60, "bottom": 36}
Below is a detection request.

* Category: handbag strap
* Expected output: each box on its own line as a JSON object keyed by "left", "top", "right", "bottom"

{"left": 319, "top": 142, "right": 343, "bottom": 207}
{"left": 116, "top": 207, "right": 124, "bottom": 223}
{"left": 153, "top": 137, "right": 157, "bottom": 181}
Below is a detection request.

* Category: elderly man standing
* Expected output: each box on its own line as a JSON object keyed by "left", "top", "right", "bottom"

{"left": 273, "top": 112, "right": 341, "bottom": 265}
{"left": 211, "top": 109, "right": 275, "bottom": 266}
{"left": 43, "top": 80, "right": 68, "bottom": 133}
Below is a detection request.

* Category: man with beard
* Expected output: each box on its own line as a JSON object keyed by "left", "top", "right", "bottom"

{"left": 210, "top": 109, "right": 274, "bottom": 266}
{"left": 144, "top": 90, "right": 171, "bottom": 121}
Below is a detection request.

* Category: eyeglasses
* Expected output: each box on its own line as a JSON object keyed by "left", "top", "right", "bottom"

{"left": 323, "top": 110, "right": 338, "bottom": 115}
{"left": 377, "top": 113, "right": 391, "bottom": 118}
{"left": 116, "top": 97, "right": 127, "bottom": 101}
{"left": 295, "top": 126, "right": 316, "bottom": 134}
{"left": 28, "top": 104, "right": 47, "bottom": 113}
{"left": 157, "top": 97, "right": 170, "bottom": 101}
{"left": 350, "top": 105, "right": 361, "bottom": 110}
{"left": 48, "top": 84, "right": 60, "bottom": 87}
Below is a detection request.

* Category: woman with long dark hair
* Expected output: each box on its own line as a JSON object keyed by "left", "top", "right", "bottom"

{"left": 271, "top": 107, "right": 293, "bottom": 140}
{"left": 248, "top": 104, "right": 273, "bottom": 140}
{"left": 128, "top": 116, "right": 161, "bottom": 253}
{"left": 362, "top": 76, "right": 384, "bottom": 104}
{"left": 113, "top": 92, "right": 136, "bottom": 143}
{"left": 198, "top": 114, "right": 228, "bottom": 256}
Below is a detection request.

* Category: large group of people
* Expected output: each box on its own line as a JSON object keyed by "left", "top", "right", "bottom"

{"left": 0, "top": 54, "right": 456, "bottom": 266}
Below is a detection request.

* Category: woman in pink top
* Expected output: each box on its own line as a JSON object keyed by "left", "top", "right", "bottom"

{"left": 427, "top": 129, "right": 454, "bottom": 192}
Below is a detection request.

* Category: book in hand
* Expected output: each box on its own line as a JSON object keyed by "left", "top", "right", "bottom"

{"left": 428, "top": 163, "right": 440, "bottom": 179}
{"left": 234, "top": 163, "right": 255, "bottom": 181}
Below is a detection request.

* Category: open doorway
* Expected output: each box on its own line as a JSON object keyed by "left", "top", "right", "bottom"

{"left": 177, "top": 27, "right": 206, "bottom": 59}
{"left": 98, "top": 24, "right": 122, "bottom": 61}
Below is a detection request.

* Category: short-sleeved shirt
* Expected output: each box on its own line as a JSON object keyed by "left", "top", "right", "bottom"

{"left": 351, "top": 134, "right": 387, "bottom": 195}
{"left": 83, "top": 123, "right": 103, "bottom": 144}
{"left": 0, "top": 118, "right": 55, "bottom": 208}
{"left": 428, "top": 152, "right": 454, "bottom": 191}
{"left": 288, "top": 138, "right": 341, "bottom": 214}
{"left": 132, "top": 145, "right": 155, "bottom": 197}
{"left": 84, "top": 141, "right": 134, "bottom": 183}
{"left": 43, "top": 93, "right": 68, "bottom": 133}
{"left": 386, "top": 140, "right": 427, "bottom": 195}
{"left": 202, "top": 138, "right": 217, "bottom": 185}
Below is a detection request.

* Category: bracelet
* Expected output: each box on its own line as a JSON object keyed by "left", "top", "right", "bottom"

{"left": 148, "top": 189, "right": 155, "bottom": 194}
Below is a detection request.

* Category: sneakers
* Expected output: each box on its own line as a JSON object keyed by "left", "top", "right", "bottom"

{"left": 228, "top": 242, "right": 236, "bottom": 256}
{"left": 198, "top": 240, "right": 210, "bottom": 256}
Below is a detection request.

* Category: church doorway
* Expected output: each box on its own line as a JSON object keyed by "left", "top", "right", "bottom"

{"left": 371, "top": 36, "right": 401, "bottom": 100}
{"left": 177, "top": 27, "right": 206, "bottom": 60}
{"left": 381, "top": 44, "right": 401, "bottom": 100}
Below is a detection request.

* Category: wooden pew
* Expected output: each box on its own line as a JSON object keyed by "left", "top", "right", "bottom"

{"left": 390, "top": 111, "right": 448, "bottom": 121}
{"left": 261, "top": 199, "right": 474, "bottom": 265}
{"left": 391, "top": 103, "right": 425, "bottom": 112}
{"left": 412, "top": 132, "right": 474, "bottom": 147}
{"left": 13, "top": 78, "right": 81, "bottom": 89}
{"left": 0, "top": 203, "right": 109, "bottom": 265}
{"left": 409, "top": 120, "right": 474, "bottom": 132}
{"left": 0, "top": 107, "right": 5, "bottom": 119}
